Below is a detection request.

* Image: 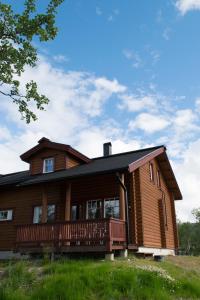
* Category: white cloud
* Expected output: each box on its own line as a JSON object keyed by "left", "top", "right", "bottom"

{"left": 176, "top": 0, "right": 200, "bottom": 14}
{"left": 129, "top": 113, "right": 170, "bottom": 133}
{"left": 195, "top": 97, "right": 200, "bottom": 111}
{"left": 0, "top": 127, "right": 11, "bottom": 141}
{"left": 0, "top": 55, "right": 129, "bottom": 173}
{"left": 173, "top": 109, "right": 198, "bottom": 134}
{"left": 118, "top": 94, "right": 156, "bottom": 112}
{"left": 174, "top": 139, "right": 200, "bottom": 221}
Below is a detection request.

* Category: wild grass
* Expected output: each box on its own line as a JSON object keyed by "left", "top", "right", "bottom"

{"left": 0, "top": 256, "right": 200, "bottom": 300}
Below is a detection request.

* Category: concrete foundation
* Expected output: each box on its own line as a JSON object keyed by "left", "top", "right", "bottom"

{"left": 120, "top": 249, "right": 128, "bottom": 258}
{"left": 0, "top": 251, "right": 29, "bottom": 260}
{"left": 137, "top": 247, "right": 175, "bottom": 256}
{"left": 105, "top": 253, "right": 114, "bottom": 261}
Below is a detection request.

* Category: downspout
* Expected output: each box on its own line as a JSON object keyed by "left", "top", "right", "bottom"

{"left": 116, "top": 172, "right": 130, "bottom": 247}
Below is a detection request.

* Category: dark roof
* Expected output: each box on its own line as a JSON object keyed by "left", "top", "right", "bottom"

{"left": 0, "top": 145, "right": 182, "bottom": 200}
{"left": 0, "top": 171, "right": 31, "bottom": 187}
{"left": 0, "top": 146, "right": 161, "bottom": 188}
{"left": 20, "top": 137, "right": 90, "bottom": 163}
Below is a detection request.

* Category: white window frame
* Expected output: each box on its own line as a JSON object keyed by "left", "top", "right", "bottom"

{"left": 86, "top": 199, "right": 102, "bottom": 220}
{"left": 149, "top": 162, "right": 154, "bottom": 182}
{"left": 0, "top": 209, "right": 13, "bottom": 221}
{"left": 33, "top": 204, "right": 56, "bottom": 224}
{"left": 104, "top": 197, "right": 120, "bottom": 219}
{"left": 33, "top": 206, "right": 42, "bottom": 224}
{"left": 157, "top": 170, "right": 161, "bottom": 187}
{"left": 43, "top": 157, "right": 54, "bottom": 173}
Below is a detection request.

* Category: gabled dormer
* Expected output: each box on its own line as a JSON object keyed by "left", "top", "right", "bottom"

{"left": 20, "top": 137, "right": 90, "bottom": 175}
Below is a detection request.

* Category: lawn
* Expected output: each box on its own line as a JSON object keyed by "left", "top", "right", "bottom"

{"left": 0, "top": 255, "right": 200, "bottom": 300}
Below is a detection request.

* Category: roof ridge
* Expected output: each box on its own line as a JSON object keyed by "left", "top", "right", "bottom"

{"left": 92, "top": 145, "right": 165, "bottom": 160}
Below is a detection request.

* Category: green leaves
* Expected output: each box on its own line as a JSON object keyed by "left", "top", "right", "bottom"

{"left": 0, "top": 0, "right": 64, "bottom": 123}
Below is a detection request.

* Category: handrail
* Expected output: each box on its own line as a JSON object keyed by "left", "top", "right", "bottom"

{"left": 16, "top": 218, "right": 126, "bottom": 252}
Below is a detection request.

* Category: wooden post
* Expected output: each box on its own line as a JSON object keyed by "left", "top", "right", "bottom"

{"left": 119, "top": 173, "right": 126, "bottom": 221}
{"left": 65, "top": 182, "right": 71, "bottom": 221}
{"left": 41, "top": 186, "right": 48, "bottom": 223}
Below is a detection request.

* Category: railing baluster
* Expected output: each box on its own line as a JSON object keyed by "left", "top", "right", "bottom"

{"left": 16, "top": 218, "right": 126, "bottom": 251}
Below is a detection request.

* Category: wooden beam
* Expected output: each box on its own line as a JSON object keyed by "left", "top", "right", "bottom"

{"left": 41, "top": 186, "right": 48, "bottom": 223}
{"left": 119, "top": 173, "right": 126, "bottom": 221}
{"left": 128, "top": 147, "right": 165, "bottom": 173}
{"left": 65, "top": 182, "right": 71, "bottom": 221}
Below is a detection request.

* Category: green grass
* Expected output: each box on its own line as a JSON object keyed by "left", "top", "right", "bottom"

{"left": 0, "top": 256, "right": 200, "bottom": 300}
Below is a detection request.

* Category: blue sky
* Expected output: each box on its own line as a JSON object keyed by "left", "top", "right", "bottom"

{"left": 1, "top": 0, "right": 200, "bottom": 221}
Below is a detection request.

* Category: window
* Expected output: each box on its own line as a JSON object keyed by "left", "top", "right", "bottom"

{"left": 72, "top": 205, "right": 79, "bottom": 221}
{"left": 0, "top": 209, "right": 13, "bottom": 221}
{"left": 33, "top": 206, "right": 42, "bottom": 224}
{"left": 87, "top": 200, "right": 102, "bottom": 219}
{"left": 33, "top": 204, "right": 56, "bottom": 224}
{"left": 149, "top": 162, "right": 154, "bottom": 182}
{"left": 47, "top": 205, "right": 56, "bottom": 222}
{"left": 43, "top": 158, "right": 54, "bottom": 173}
{"left": 157, "top": 170, "right": 161, "bottom": 187}
{"left": 104, "top": 198, "right": 119, "bottom": 219}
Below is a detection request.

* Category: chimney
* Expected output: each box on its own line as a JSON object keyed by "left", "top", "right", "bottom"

{"left": 103, "top": 142, "right": 112, "bottom": 156}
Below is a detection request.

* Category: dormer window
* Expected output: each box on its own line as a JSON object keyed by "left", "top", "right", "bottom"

{"left": 149, "top": 162, "right": 154, "bottom": 182}
{"left": 43, "top": 158, "right": 54, "bottom": 173}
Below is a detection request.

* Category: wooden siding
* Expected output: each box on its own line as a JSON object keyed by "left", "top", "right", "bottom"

{"left": 67, "top": 154, "right": 81, "bottom": 169}
{"left": 138, "top": 158, "right": 176, "bottom": 249}
{"left": 29, "top": 149, "right": 82, "bottom": 175}
{"left": 129, "top": 170, "right": 143, "bottom": 246}
{"left": 0, "top": 184, "right": 62, "bottom": 250}
{"left": 0, "top": 163, "right": 178, "bottom": 252}
{"left": 0, "top": 174, "right": 119, "bottom": 251}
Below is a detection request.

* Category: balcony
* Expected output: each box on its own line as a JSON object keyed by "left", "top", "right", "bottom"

{"left": 16, "top": 218, "right": 126, "bottom": 253}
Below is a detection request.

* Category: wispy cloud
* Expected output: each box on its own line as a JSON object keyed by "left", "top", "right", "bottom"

{"left": 156, "top": 9, "right": 163, "bottom": 22}
{"left": 162, "top": 27, "right": 171, "bottom": 41}
{"left": 96, "top": 6, "right": 102, "bottom": 16}
{"left": 107, "top": 9, "right": 119, "bottom": 22}
{"left": 150, "top": 50, "right": 160, "bottom": 65}
{"left": 53, "top": 54, "right": 69, "bottom": 63}
{"left": 123, "top": 49, "right": 143, "bottom": 68}
{"left": 176, "top": 0, "right": 200, "bottom": 14}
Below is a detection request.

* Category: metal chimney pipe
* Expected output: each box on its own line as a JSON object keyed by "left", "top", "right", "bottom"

{"left": 103, "top": 142, "right": 112, "bottom": 156}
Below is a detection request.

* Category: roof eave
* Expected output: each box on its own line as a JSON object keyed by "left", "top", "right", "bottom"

{"left": 128, "top": 146, "right": 182, "bottom": 201}
{"left": 17, "top": 167, "right": 128, "bottom": 187}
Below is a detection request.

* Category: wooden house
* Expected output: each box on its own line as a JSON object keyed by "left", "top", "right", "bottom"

{"left": 0, "top": 137, "right": 182, "bottom": 259}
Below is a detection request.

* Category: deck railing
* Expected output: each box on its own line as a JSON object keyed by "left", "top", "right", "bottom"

{"left": 16, "top": 218, "right": 126, "bottom": 252}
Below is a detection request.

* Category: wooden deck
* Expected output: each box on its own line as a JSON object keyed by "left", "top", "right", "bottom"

{"left": 16, "top": 218, "right": 126, "bottom": 253}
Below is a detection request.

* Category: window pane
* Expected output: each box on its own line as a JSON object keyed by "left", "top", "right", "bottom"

{"left": 72, "top": 205, "right": 79, "bottom": 221}
{"left": 47, "top": 205, "right": 55, "bottom": 222}
{"left": 87, "top": 200, "right": 102, "bottom": 219}
{"left": 0, "top": 210, "right": 13, "bottom": 221}
{"left": 104, "top": 198, "right": 119, "bottom": 219}
{"left": 43, "top": 158, "right": 54, "bottom": 173}
{"left": 149, "top": 163, "right": 154, "bottom": 181}
{"left": 33, "top": 206, "right": 42, "bottom": 224}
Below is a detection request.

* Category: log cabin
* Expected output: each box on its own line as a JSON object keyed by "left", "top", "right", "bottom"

{"left": 0, "top": 137, "right": 182, "bottom": 259}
